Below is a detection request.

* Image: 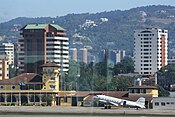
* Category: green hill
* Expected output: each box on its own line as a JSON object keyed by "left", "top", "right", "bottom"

{"left": 0, "top": 5, "right": 175, "bottom": 56}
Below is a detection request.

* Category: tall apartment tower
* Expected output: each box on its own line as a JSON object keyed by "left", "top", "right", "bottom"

{"left": 116, "top": 50, "right": 121, "bottom": 63}
{"left": 80, "top": 48, "right": 88, "bottom": 64}
{"left": 134, "top": 28, "right": 168, "bottom": 76}
{"left": 0, "top": 43, "right": 14, "bottom": 67}
{"left": 18, "top": 24, "right": 69, "bottom": 74}
{"left": 69, "top": 48, "right": 77, "bottom": 62}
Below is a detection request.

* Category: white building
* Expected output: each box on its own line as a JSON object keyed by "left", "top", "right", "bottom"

{"left": 46, "top": 36, "right": 69, "bottom": 72}
{"left": 0, "top": 43, "right": 14, "bottom": 67}
{"left": 80, "top": 48, "right": 88, "bottom": 64}
{"left": 69, "top": 48, "right": 78, "bottom": 62}
{"left": 153, "top": 97, "right": 175, "bottom": 109}
{"left": 134, "top": 28, "right": 168, "bottom": 76}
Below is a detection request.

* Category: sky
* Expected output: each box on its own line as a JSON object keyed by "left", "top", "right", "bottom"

{"left": 0, "top": 0, "right": 175, "bottom": 23}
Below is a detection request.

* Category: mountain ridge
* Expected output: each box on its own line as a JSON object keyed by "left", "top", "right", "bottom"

{"left": 0, "top": 5, "right": 175, "bottom": 56}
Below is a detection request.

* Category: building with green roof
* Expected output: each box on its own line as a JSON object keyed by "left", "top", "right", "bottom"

{"left": 18, "top": 24, "right": 69, "bottom": 74}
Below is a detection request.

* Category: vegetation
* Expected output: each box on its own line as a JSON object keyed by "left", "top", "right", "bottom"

{"left": 157, "top": 85, "right": 170, "bottom": 97}
{"left": 63, "top": 57, "right": 135, "bottom": 91}
{"left": 113, "top": 57, "right": 134, "bottom": 75}
{"left": 157, "top": 64, "right": 175, "bottom": 91}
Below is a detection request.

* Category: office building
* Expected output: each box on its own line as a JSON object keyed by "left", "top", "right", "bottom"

{"left": 134, "top": 28, "right": 168, "bottom": 76}
{"left": 0, "top": 43, "right": 14, "bottom": 66}
{"left": 18, "top": 24, "right": 69, "bottom": 73}
{"left": 98, "top": 49, "right": 106, "bottom": 62}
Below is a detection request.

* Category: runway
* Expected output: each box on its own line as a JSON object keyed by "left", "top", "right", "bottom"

{"left": 0, "top": 106, "right": 174, "bottom": 116}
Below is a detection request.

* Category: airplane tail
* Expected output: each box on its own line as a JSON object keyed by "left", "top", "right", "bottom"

{"left": 136, "top": 97, "right": 145, "bottom": 106}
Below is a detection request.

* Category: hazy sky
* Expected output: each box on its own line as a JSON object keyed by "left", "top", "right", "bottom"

{"left": 0, "top": 0, "right": 175, "bottom": 23}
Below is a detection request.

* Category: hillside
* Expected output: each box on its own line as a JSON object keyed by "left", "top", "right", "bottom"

{"left": 0, "top": 5, "right": 175, "bottom": 56}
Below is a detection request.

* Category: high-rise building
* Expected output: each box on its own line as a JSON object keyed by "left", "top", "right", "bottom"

{"left": 108, "top": 50, "right": 126, "bottom": 64}
{"left": 98, "top": 49, "right": 106, "bottom": 62}
{"left": 69, "top": 48, "right": 77, "bottom": 62}
{"left": 121, "top": 50, "right": 126, "bottom": 60}
{"left": 116, "top": 50, "right": 121, "bottom": 63}
{"left": 18, "top": 24, "right": 69, "bottom": 73}
{"left": 134, "top": 28, "right": 168, "bottom": 76}
{"left": 80, "top": 48, "right": 88, "bottom": 64}
{"left": 0, "top": 55, "right": 9, "bottom": 80}
{"left": 0, "top": 43, "right": 14, "bottom": 67}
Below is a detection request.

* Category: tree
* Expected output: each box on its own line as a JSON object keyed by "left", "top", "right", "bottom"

{"left": 9, "top": 65, "right": 21, "bottom": 78}
{"left": 113, "top": 57, "right": 134, "bottom": 75}
{"left": 110, "top": 76, "right": 134, "bottom": 91}
{"left": 157, "top": 85, "right": 170, "bottom": 97}
{"left": 157, "top": 64, "right": 175, "bottom": 91}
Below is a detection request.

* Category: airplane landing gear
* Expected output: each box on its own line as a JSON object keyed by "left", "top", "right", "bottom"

{"left": 104, "top": 105, "right": 111, "bottom": 109}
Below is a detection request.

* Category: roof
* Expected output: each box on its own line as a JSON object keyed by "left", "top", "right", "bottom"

{"left": 24, "top": 24, "right": 47, "bottom": 30}
{"left": 71, "top": 91, "right": 128, "bottom": 97}
{"left": 83, "top": 91, "right": 128, "bottom": 101}
{"left": 50, "top": 24, "right": 65, "bottom": 30}
{"left": 41, "top": 62, "right": 59, "bottom": 67}
{"left": 127, "top": 94, "right": 153, "bottom": 102}
{"left": 128, "top": 86, "right": 158, "bottom": 89}
{"left": 22, "top": 24, "right": 65, "bottom": 30}
{"left": 0, "top": 73, "right": 41, "bottom": 85}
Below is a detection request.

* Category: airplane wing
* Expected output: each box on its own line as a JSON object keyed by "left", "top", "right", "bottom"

{"left": 109, "top": 102, "right": 119, "bottom": 106}
{"left": 98, "top": 100, "right": 119, "bottom": 106}
{"left": 98, "top": 100, "right": 108, "bottom": 103}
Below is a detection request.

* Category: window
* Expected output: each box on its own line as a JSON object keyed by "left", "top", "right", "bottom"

{"left": 144, "top": 45, "right": 149, "bottom": 47}
{"left": 144, "top": 49, "right": 149, "bottom": 51}
{"left": 12, "top": 86, "right": 15, "bottom": 89}
{"left": 166, "top": 102, "right": 170, "bottom": 105}
{"left": 0, "top": 86, "right": 3, "bottom": 89}
{"left": 155, "top": 102, "right": 159, "bottom": 106}
{"left": 50, "top": 77, "right": 55, "bottom": 81}
{"left": 47, "top": 69, "right": 51, "bottom": 74}
{"left": 64, "top": 97, "right": 67, "bottom": 102}
{"left": 136, "top": 89, "right": 140, "bottom": 93}
{"left": 144, "top": 68, "right": 149, "bottom": 70}
{"left": 130, "top": 89, "right": 134, "bottom": 93}
{"left": 50, "top": 85, "right": 56, "bottom": 90}
{"left": 144, "top": 60, "right": 149, "bottom": 62}
{"left": 161, "top": 102, "right": 165, "bottom": 106}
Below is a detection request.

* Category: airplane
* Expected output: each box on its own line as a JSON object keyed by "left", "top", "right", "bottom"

{"left": 94, "top": 95, "right": 145, "bottom": 109}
